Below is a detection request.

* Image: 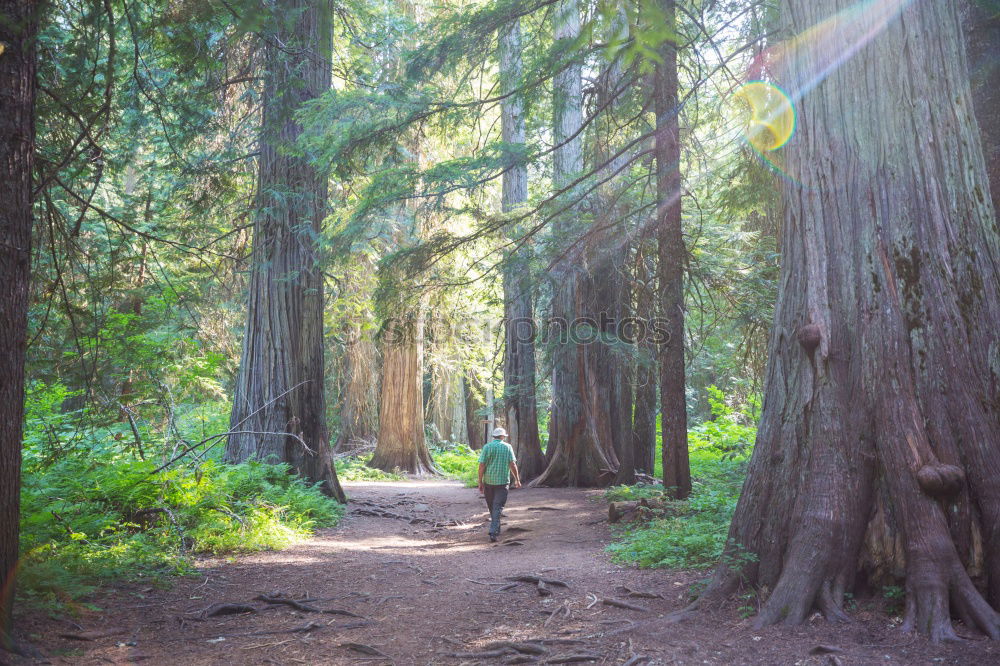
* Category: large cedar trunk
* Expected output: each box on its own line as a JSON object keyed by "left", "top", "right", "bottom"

{"left": 0, "top": 0, "right": 37, "bottom": 640}
{"left": 653, "top": 0, "right": 690, "bottom": 498}
{"left": 499, "top": 16, "right": 545, "bottom": 480}
{"left": 226, "top": 0, "right": 345, "bottom": 503}
{"left": 598, "top": 9, "right": 636, "bottom": 487}
{"left": 702, "top": 0, "right": 1000, "bottom": 642}
{"left": 372, "top": 313, "right": 435, "bottom": 473}
{"left": 533, "top": 0, "right": 619, "bottom": 487}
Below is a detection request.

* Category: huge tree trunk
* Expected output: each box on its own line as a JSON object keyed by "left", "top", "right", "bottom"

{"left": 372, "top": 313, "right": 435, "bottom": 473}
{"left": 533, "top": 0, "right": 618, "bottom": 487}
{"left": 0, "top": 0, "right": 37, "bottom": 642}
{"left": 701, "top": 0, "right": 1000, "bottom": 642}
{"left": 226, "top": 0, "right": 345, "bottom": 503}
{"left": 962, "top": 0, "right": 999, "bottom": 203}
{"left": 597, "top": 8, "right": 636, "bottom": 487}
{"left": 653, "top": 0, "right": 690, "bottom": 499}
{"left": 499, "top": 16, "right": 545, "bottom": 480}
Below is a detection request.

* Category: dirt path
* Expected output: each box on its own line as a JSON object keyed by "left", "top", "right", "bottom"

{"left": 14, "top": 480, "right": 998, "bottom": 665}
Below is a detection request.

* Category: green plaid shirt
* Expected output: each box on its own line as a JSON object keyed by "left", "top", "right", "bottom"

{"left": 479, "top": 439, "right": 516, "bottom": 485}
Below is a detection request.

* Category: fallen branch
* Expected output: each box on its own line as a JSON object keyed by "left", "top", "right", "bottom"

{"left": 601, "top": 598, "right": 649, "bottom": 612}
{"left": 507, "top": 574, "right": 569, "bottom": 588}
{"left": 546, "top": 653, "right": 600, "bottom": 663}
{"left": 213, "top": 619, "right": 371, "bottom": 640}
{"left": 614, "top": 586, "right": 662, "bottom": 599}
{"left": 483, "top": 641, "right": 546, "bottom": 655}
{"left": 340, "top": 642, "right": 391, "bottom": 658}
{"left": 255, "top": 594, "right": 362, "bottom": 617}
{"left": 544, "top": 603, "right": 571, "bottom": 628}
{"left": 204, "top": 603, "right": 257, "bottom": 618}
{"left": 449, "top": 648, "right": 515, "bottom": 658}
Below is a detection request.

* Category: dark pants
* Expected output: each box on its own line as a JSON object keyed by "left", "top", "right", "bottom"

{"left": 483, "top": 483, "right": 509, "bottom": 537}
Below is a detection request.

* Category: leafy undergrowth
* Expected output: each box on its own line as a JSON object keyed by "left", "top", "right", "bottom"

{"left": 19, "top": 455, "right": 343, "bottom": 609}
{"left": 606, "top": 388, "right": 755, "bottom": 570}
{"left": 334, "top": 455, "right": 406, "bottom": 481}
{"left": 330, "top": 442, "right": 479, "bottom": 485}
{"left": 431, "top": 442, "right": 480, "bottom": 487}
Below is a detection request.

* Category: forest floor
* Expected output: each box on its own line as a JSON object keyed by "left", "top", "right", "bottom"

{"left": 9, "top": 479, "right": 999, "bottom": 665}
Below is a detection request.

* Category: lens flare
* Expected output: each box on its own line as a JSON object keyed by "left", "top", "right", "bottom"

{"left": 728, "top": 0, "right": 915, "bottom": 185}
{"left": 732, "top": 82, "right": 796, "bottom": 153}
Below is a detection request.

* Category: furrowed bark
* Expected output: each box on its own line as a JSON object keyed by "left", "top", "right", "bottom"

{"left": 533, "top": 0, "right": 619, "bottom": 487}
{"left": 226, "top": 0, "right": 345, "bottom": 503}
{"left": 701, "top": 0, "right": 1000, "bottom": 642}
{"left": 653, "top": 0, "right": 690, "bottom": 499}
{"left": 500, "top": 16, "right": 545, "bottom": 480}
{"left": 372, "top": 312, "right": 435, "bottom": 474}
{"left": 0, "top": 0, "right": 38, "bottom": 642}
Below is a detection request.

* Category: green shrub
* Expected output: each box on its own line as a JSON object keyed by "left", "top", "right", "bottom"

{"left": 604, "top": 483, "right": 668, "bottom": 503}
{"left": 431, "top": 442, "right": 480, "bottom": 487}
{"left": 334, "top": 456, "right": 406, "bottom": 481}
{"left": 19, "top": 453, "right": 343, "bottom": 608}
{"left": 606, "top": 388, "right": 753, "bottom": 570}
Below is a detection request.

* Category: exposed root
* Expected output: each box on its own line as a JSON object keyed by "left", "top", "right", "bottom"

{"left": 601, "top": 598, "right": 650, "bottom": 613}
{"left": 817, "top": 579, "right": 851, "bottom": 624}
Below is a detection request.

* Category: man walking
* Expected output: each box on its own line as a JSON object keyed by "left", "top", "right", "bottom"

{"left": 478, "top": 426, "right": 521, "bottom": 542}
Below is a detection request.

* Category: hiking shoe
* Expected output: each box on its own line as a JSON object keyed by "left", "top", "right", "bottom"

{"left": 489, "top": 534, "right": 498, "bottom": 542}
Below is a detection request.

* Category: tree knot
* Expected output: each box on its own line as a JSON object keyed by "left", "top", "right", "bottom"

{"left": 916, "top": 463, "right": 964, "bottom": 497}
{"left": 796, "top": 323, "right": 822, "bottom": 355}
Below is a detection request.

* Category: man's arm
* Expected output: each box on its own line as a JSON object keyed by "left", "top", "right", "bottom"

{"left": 478, "top": 463, "right": 486, "bottom": 493}
{"left": 509, "top": 461, "right": 521, "bottom": 488}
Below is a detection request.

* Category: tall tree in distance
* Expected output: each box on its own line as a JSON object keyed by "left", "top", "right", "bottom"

{"left": 226, "top": 0, "right": 345, "bottom": 502}
{"left": 694, "top": 0, "right": 1000, "bottom": 641}
{"left": 372, "top": 308, "right": 436, "bottom": 473}
{"left": 0, "top": 0, "right": 38, "bottom": 644}
{"left": 654, "top": 0, "right": 690, "bottom": 499}
{"left": 533, "top": 0, "right": 619, "bottom": 487}
{"left": 631, "top": 243, "right": 658, "bottom": 475}
{"left": 334, "top": 256, "right": 379, "bottom": 451}
{"left": 500, "top": 15, "right": 545, "bottom": 480}
{"left": 370, "top": 0, "right": 436, "bottom": 475}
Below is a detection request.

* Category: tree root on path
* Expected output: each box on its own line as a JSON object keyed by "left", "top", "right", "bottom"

{"left": 601, "top": 598, "right": 649, "bottom": 612}
{"left": 339, "top": 642, "right": 391, "bottom": 658}
{"left": 614, "top": 586, "right": 662, "bottom": 599}
{"left": 255, "top": 594, "right": 363, "bottom": 617}
{"left": 545, "top": 653, "right": 600, "bottom": 663}
{"left": 204, "top": 619, "right": 372, "bottom": 640}
{"left": 448, "top": 641, "right": 548, "bottom": 660}
{"left": 507, "top": 574, "right": 570, "bottom": 588}
{"left": 204, "top": 603, "right": 258, "bottom": 618}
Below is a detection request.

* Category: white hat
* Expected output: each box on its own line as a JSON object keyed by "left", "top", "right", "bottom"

{"left": 492, "top": 426, "right": 508, "bottom": 438}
